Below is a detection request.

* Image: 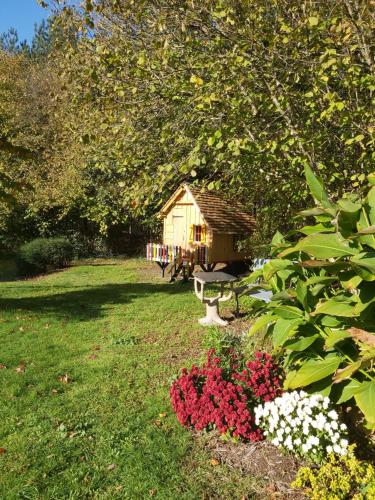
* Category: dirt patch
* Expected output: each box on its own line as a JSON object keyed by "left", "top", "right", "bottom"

{"left": 135, "top": 261, "right": 164, "bottom": 281}
{"left": 199, "top": 433, "right": 306, "bottom": 499}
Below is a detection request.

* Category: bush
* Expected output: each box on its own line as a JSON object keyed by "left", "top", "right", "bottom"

{"left": 66, "top": 231, "right": 112, "bottom": 259}
{"left": 255, "top": 390, "right": 349, "bottom": 464}
{"left": 17, "top": 238, "right": 73, "bottom": 275}
{"left": 170, "top": 350, "right": 283, "bottom": 441}
{"left": 246, "top": 168, "right": 375, "bottom": 428}
{"left": 292, "top": 446, "right": 375, "bottom": 499}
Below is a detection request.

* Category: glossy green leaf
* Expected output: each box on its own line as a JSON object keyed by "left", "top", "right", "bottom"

{"left": 298, "top": 223, "right": 335, "bottom": 235}
{"left": 284, "top": 333, "right": 319, "bottom": 351}
{"left": 297, "top": 207, "right": 333, "bottom": 218}
{"left": 305, "top": 275, "right": 337, "bottom": 286}
{"left": 281, "top": 232, "right": 360, "bottom": 259}
{"left": 333, "top": 361, "right": 361, "bottom": 383}
{"left": 324, "top": 329, "right": 351, "bottom": 348}
{"left": 304, "top": 164, "right": 333, "bottom": 209}
{"left": 336, "top": 379, "right": 364, "bottom": 404}
{"left": 271, "top": 305, "right": 305, "bottom": 320}
{"left": 355, "top": 381, "right": 375, "bottom": 427}
{"left": 320, "top": 316, "right": 343, "bottom": 327}
{"left": 272, "top": 318, "right": 302, "bottom": 347}
{"left": 351, "top": 252, "right": 375, "bottom": 275}
{"left": 263, "top": 259, "right": 294, "bottom": 281}
{"left": 296, "top": 280, "right": 308, "bottom": 309}
{"left": 249, "top": 313, "right": 275, "bottom": 335}
{"left": 339, "top": 270, "right": 363, "bottom": 290}
{"left": 312, "top": 295, "right": 358, "bottom": 317}
{"left": 284, "top": 354, "right": 342, "bottom": 389}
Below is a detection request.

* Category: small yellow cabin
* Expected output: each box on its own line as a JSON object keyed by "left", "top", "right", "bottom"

{"left": 146, "top": 184, "right": 256, "bottom": 277}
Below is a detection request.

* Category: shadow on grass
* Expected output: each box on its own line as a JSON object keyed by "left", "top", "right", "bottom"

{"left": 0, "top": 281, "right": 193, "bottom": 321}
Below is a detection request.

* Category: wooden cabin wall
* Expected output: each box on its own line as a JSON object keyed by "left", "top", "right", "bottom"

{"left": 163, "top": 190, "right": 206, "bottom": 248}
{"left": 209, "top": 233, "right": 248, "bottom": 262}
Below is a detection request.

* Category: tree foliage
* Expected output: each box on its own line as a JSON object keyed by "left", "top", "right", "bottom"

{"left": 50, "top": 0, "right": 375, "bottom": 241}
{"left": 0, "top": 0, "right": 374, "bottom": 248}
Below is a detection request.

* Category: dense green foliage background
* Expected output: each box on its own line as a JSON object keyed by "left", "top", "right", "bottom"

{"left": 0, "top": 0, "right": 374, "bottom": 252}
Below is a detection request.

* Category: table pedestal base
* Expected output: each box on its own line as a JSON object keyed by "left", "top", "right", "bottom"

{"left": 198, "top": 302, "right": 228, "bottom": 326}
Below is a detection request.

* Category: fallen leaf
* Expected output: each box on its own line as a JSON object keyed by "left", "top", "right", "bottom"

{"left": 44, "top": 324, "right": 50, "bottom": 329}
{"left": 19, "top": 327, "right": 24, "bottom": 332}
{"left": 58, "top": 374, "right": 70, "bottom": 384}
{"left": 347, "top": 327, "right": 375, "bottom": 347}
{"left": 0, "top": 364, "right": 7, "bottom": 369}
{"left": 93, "top": 345, "right": 101, "bottom": 351}
{"left": 154, "top": 420, "right": 162, "bottom": 427}
{"left": 0, "top": 448, "right": 6, "bottom": 455}
{"left": 15, "top": 361, "right": 26, "bottom": 373}
{"left": 88, "top": 354, "right": 97, "bottom": 360}
{"left": 107, "top": 463, "right": 116, "bottom": 471}
{"left": 148, "top": 490, "right": 156, "bottom": 497}
{"left": 159, "top": 413, "right": 167, "bottom": 418}
{"left": 51, "top": 389, "right": 58, "bottom": 394}
{"left": 210, "top": 458, "right": 220, "bottom": 466}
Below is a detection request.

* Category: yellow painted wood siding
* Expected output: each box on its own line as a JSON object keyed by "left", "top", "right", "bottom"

{"left": 209, "top": 233, "right": 248, "bottom": 262}
{"left": 162, "top": 187, "right": 246, "bottom": 262}
{"left": 163, "top": 190, "right": 205, "bottom": 247}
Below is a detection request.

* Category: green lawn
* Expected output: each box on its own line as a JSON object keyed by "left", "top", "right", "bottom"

{"left": 0, "top": 259, "right": 260, "bottom": 499}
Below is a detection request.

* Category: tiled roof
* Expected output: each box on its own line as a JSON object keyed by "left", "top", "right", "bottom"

{"left": 187, "top": 185, "right": 256, "bottom": 234}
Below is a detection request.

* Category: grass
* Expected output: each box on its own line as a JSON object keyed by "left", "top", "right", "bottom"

{"left": 0, "top": 258, "right": 261, "bottom": 499}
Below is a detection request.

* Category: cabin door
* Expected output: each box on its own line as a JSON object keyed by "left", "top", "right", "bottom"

{"left": 172, "top": 215, "right": 185, "bottom": 246}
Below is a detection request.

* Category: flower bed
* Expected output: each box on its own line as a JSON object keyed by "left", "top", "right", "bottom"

{"left": 170, "top": 350, "right": 283, "bottom": 441}
{"left": 255, "top": 390, "right": 349, "bottom": 463}
{"left": 170, "top": 338, "right": 375, "bottom": 499}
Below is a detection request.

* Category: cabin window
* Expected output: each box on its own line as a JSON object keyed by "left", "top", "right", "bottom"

{"left": 189, "top": 224, "right": 206, "bottom": 244}
{"left": 194, "top": 225, "right": 202, "bottom": 242}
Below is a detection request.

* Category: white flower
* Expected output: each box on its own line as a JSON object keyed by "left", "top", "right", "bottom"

{"left": 256, "top": 391, "right": 348, "bottom": 461}
{"left": 310, "top": 436, "right": 319, "bottom": 446}
{"left": 297, "top": 409, "right": 305, "bottom": 420}
{"left": 332, "top": 433, "right": 340, "bottom": 443}
{"left": 311, "top": 419, "right": 319, "bottom": 429}
{"left": 284, "top": 436, "right": 293, "bottom": 449}
{"left": 324, "top": 422, "right": 333, "bottom": 433}
{"left": 330, "top": 420, "right": 338, "bottom": 430}
{"left": 340, "top": 439, "right": 348, "bottom": 449}
{"left": 302, "top": 443, "right": 311, "bottom": 453}
{"left": 304, "top": 406, "right": 312, "bottom": 415}
{"left": 333, "top": 444, "right": 341, "bottom": 454}
{"left": 328, "top": 410, "right": 338, "bottom": 420}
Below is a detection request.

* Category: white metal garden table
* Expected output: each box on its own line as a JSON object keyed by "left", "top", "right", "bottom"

{"left": 193, "top": 271, "right": 238, "bottom": 326}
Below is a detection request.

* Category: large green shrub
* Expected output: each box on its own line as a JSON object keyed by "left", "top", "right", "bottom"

{"left": 247, "top": 167, "right": 375, "bottom": 428}
{"left": 17, "top": 238, "right": 73, "bottom": 275}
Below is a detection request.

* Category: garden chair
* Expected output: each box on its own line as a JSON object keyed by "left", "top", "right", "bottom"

{"left": 234, "top": 258, "right": 273, "bottom": 316}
